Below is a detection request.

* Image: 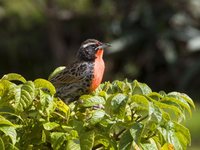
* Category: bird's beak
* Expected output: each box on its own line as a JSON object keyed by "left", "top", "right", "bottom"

{"left": 95, "top": 43, "right": 111, "bottom": 51}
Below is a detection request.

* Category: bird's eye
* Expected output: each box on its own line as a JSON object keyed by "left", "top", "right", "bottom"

{"left": 90, "top": 45, "right": 96, "bottom": 49}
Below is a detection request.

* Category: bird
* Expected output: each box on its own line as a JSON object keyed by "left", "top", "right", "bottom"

{"left": 49, "top": 39, "right": 110, "bottom": 103}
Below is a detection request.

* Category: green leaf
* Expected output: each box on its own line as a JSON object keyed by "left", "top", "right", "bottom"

{"left": 140, "top": 138, "right": 159, "bottom": 150}
{"left": 179, "top": 93, "right": 195, "bottom": 108}
{"left": 94, "top": 133, "right": 116, "bottom": 149}
{"left": 55, "top": 99, "right": 70, "bottom": 120}
{"left": 67, "top": 139, "right": 81, "bottom": 150}
{"left": 106, "top": 93, "right": 128, "bottom": 118}
{"left": 157, "top": 121, "right": 190, "bottom": 150}
{"left": 1, "top": 73, "right": 26, "bottom": 83}
{"left": 0, "top": 80, "right": 16, "bottom": 102}
{"left": 41, "top": 130, "right": 46, "bottom": 143}
{"left": 168, "top": 92, "right": 195, "bottom": 108}
{"left": 148, "top": 103, "right": 162, "bottom": 123}
{"left": 0, "top": 125, "right": 17, "bottom": 145}
{"left": 0, "top": 111, "right": 23, "bottom": 122}
{"left": 97, "top": 91, "right": 108, "bottom": 100}
{"left": 37, "top": 89, "right": 55, "bottom": 117}
{"left": 107, "top": 80, "right": 122, "bottom": 93}
{"left": 137, "top": 81, "right": 152, "bottom": 95}
{"left": 161, "top": 96, "right": 192, "bottom": 117}
{"left": 34, "top": 78, "right": 56, "bottom": 95}
{"left": 43, "top": 122, "right": 60, "bottom": 131}
{"left": 147, "top": 96, "right": 184, "bottom": 120}
{"left": 0, "top": 137, "right": 5, "bottom": 150}
{"left": 79, "top": 95, "right": 105, "bottom": 107}
{"left": 167, "top": 130, "right": 182, "bottom": 150}
{"left": 130, "top": 95, "right": 149, "bottom": 114}
{"left": 10, "top": 81, "right": 35, "bottom": 112}
{"left": 98, "top": 81, "right": 112, "bottom": 93}
{"left": 89, "top": 110, "right": 105, "bottom": 125}
{"left": 148, "top": 92, "right": 163, "bottom": 100}
{"left": 129, "top": 123, "right": 144, "bottom": 144}
{"left": 50, "top": 132, "right": 68, "bottom": 150}
{"left": 173, "top": 122, "right": 191, "bottom": 147}
{"left": 0, "top": 115, "right": 14, "bottom": 126}
{"left": 48, "top": 66, "right": 66, "bottom": 81}
{"left": 161, "top": 143, "right": 174, "bottom": 150}
{"left": 56, "top": 99, "right": 70, "bottom": 113}
{"left": 119, "top": 129, "right": 133, "bottom": 150}
{"left": 72, "top": 120, "right": 84, "bottom": 134}
{"left": 114, "top": 80, "right": 132, "bottom": 94}
{"left": 5, "top": 143, "right": 19, "bottom": 150}
{"left": 80, "top": 130, "right": 94, "bottom": 150}
{"left": 132, "top": 80, "right": 152, "bottom": 95}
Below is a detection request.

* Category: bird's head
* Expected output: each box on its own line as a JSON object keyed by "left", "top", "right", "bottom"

{"left": 77, "top": 39, "right": 110, "bottom": 61}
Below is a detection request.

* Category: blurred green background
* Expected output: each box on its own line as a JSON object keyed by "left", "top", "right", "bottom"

{"left": 0, "top": 0, "right": 199, "bottom": 149}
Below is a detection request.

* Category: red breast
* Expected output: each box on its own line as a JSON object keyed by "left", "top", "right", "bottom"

{"left": 89, "top": 49, "right": 105, "bottom": 91}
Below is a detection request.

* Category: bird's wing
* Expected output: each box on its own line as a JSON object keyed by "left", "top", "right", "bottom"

{"left": 49, "top": 62, "right": 89, "bottom": 87}
{"left": 48, "top": 66, "right": 66, "bottom": 81}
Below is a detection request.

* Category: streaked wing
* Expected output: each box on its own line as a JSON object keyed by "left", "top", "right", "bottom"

{"left": 50, "top": 62, "right": 88, "bottom": 87}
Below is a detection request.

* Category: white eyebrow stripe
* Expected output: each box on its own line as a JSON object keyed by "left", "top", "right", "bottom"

{"left": 82, "top": 42, "right": 96, "bottom": 48}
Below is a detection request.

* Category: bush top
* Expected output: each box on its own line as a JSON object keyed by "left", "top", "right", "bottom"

{"left": 0, "top": 73, "right": 195, "bottom": 150}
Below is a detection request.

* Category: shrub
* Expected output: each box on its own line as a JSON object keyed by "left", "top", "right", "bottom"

{"left": 0, "top": 73, "right": 195, "bottom": 150}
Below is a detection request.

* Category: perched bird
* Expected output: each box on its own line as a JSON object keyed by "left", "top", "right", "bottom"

{"left": 49, "top": 39, "right": 110, "bottom": 103}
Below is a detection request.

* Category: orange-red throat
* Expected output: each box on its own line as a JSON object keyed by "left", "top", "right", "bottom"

{"left": 89, "top": 49, "right": 105, "bottom": 91}
{"left": 96, "top": 48, "right": 104, "bottom": 58}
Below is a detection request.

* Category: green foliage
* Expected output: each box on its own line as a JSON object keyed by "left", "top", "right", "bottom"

{"left": 0, "top": 73, "right": 195, "bottom": 150}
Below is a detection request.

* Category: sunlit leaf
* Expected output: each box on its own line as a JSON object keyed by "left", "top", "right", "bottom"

{"left": 38, "top": 89, "right": 55, "bottom": 117}
{"left": 137, "top": 81, "right": 152, "bottom": 95}
{"left": 119, "top": 129, "right": 133, "bottom": 150}
{"left": 115, "top": 80, "right": 132, "bottom": 93}
{"left": 140, "top": 138, "right": 159, "bottom": 150}
{"left": 98, "top": 81, "right": 112, "bottom": 93}
{"left": 129, "top": 123, "right": 144, "bottom": 143}
{"left": 94, "top": 133, "right": 116, "bottom": 149}
{"left": 34, "top": 78, "right": 56, "bottom": 95}
{"left": 148, "top": 103, "right": 162, "bottom": 123}
{"left": 0, "top": 137, "right": 5, "bottom": 150}
{"left": 161, "top": 96, "right": 192, "bottom": 116}
{"left": 1, "top": 73, "right": 26, "bottom": 83}
{"left": 0, "top": 80, "right": 16, "bottom": 102}
{"left": 161, "top": 143, "right": 175, "bottom": 150}
{"left": 148, "top": 92, "right": 163, "bottom": 100}
{"left": 41, "top": 130, "right": 46, "bottom": 143}
{"left": 168, "top": 92, "right": 195, "bottom": 109}
{"left": 55, "top": 99, "right": 70, "bottom": 119}
{"left": 43, "top": 122, "right": 60, "bottom": 131}
{"left": 0, "top": 115, "right": 14, "bottom": 126}
{"left": 106, "top": 93, "right": 128, "bottom": 118}
{"left": 147, "top": 96, "right": 184, "bottom": 120}
{"left": 10, "top": 81, "right": 35, "bottom": 112}
{"left": 80, "top": 130, "right": 94, "bottom": 150}
{"left": 0, "top": 125, "right": 17, "bottom": 145}
{"left": 130, "top": 95, "right": 149, "bottom": 113}
{"left": 157, "top": 121, "right": 190, "bottom": 150}
{"left": 132, "top": 81, "right": 143, "bottom": 94}
{"left": 67, "top": 139, "right": 80, "bottom": 150}
{"left": 79, "top": 95, "right": 105, "bottom": 107}
{"left": 89, "top": 110, "right": 105, "bottom": 125}
{"left": 173, "top": 122, "right": 191, "bottom": 146}
{"left": 50, "top": 132, "right": 68, "bottom": 150}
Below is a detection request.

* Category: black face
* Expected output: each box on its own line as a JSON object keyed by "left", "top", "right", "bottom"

{"left": 77, "top": 39, "right": 101, "bottom": 61}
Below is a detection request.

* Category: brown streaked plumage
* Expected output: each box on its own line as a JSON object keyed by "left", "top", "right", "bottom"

{"left": 49, "top": 39, "right": 110, "bottom": 103}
